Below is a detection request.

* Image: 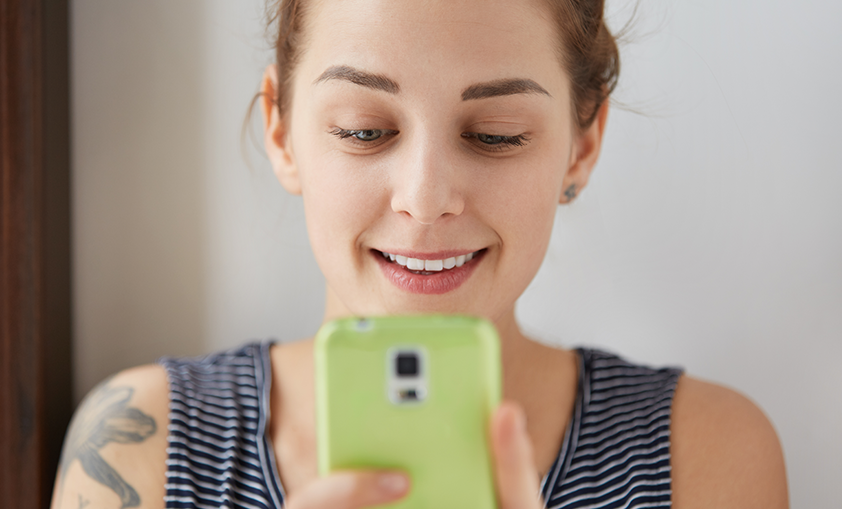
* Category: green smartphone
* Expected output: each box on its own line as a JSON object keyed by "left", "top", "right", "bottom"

{"left": 314, "top": 315, "right": 501, "bottom": 509}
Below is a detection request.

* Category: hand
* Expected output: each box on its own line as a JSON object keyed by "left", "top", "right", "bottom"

{"left": 284, "top": 470, "right": 410, "bottom": 509}
{"left": 491, "top": 401, "right": 544, "bottom": 509}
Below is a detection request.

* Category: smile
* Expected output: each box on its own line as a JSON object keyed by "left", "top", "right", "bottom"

{"left": 378, "top": 250, "right": 482, "bottom": 274}
{"left": 373, "top": 249, "right": 486, "bottom": 294}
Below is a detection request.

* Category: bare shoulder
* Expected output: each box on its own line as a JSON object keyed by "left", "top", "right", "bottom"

{"left": 51, "top": 364, "right": 170, "bottom": 509}
{"left": 671, "top": 375, "right": 788, "bottom": 509}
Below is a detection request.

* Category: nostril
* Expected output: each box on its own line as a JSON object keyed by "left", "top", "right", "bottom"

{"left": 390, "top": 179, "right": 465, "bottom": 224}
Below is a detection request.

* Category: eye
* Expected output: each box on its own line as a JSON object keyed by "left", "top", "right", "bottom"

{"left": 477, "top": 134, "right": 507, "bottom": 145}
{"left": 462, "top": 132, "right": 530, "bottom": 151}
{"left": 329, "top": 127, "right": 396, "bottom": 143}
{"left": 354, "top": 129, "right": 382, "bottom": 141}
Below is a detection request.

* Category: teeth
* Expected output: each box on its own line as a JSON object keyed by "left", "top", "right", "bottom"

{"left": 381, "top": 250, "right": 479, "bottom": 272}
{"left": 424, "top": 259, "right": 443, "bottom": 271}
{"left": 407, "top": 257, "right": 424, "bottom": 271}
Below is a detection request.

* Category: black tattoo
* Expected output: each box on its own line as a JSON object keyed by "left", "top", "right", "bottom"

{"left": 564, "top": 183, "right": 577, "bottom": 201}
{"left": 58, "top": 378, "right": 156, "bottom": 508}
{"left": 78, "top": 495, "right": 90, "bottom": 509}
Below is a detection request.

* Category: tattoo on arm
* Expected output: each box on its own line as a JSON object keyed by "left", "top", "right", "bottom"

{"left": 78, "top": 495, "right": 90, "bottom": 509}
{"left": 58, "top": 378, "right": 157, "bottom": 508}
{"left": 564, "top": 183, "right": 577, "bottom": 202}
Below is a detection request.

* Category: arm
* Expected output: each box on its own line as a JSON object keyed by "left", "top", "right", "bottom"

{"left": 50, "top": 365, "right": 170, "bottom": 509}
{"left": 671, "top": 375, "right": 789, "bottom": 509}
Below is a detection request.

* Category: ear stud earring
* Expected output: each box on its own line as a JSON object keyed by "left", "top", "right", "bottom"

{"left": 563, "top": 183, "right": 577, "bottom": 203}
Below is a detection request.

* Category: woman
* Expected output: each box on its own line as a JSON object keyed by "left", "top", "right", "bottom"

{"left": 52, "top": 0, "right": 788, "bottom": 508}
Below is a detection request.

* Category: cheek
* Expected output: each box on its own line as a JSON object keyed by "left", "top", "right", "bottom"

{"left": 299, "top": 150, "right": 388, "bottom": 264}
{"left": 480, "top": 155, "right": 565, "bottom": 280}
{"left": 485, "top": 156, "right": 565, "bottom": 235}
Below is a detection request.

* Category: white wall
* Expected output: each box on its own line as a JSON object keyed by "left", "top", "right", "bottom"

{"left": 72, "top": 1, "right": 841, "bottom": 507}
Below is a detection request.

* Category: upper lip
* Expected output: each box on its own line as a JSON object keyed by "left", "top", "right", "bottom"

{"left": 374, "top": 248, "right": 483, "bottom": 260}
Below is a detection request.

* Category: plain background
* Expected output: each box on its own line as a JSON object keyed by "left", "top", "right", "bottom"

{"left": 71, "top": 0, "right": 841, "bottom": 506}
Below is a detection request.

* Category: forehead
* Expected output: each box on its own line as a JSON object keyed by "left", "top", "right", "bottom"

{"left": 298, "top": 0, "right": 567, "bottom": 100}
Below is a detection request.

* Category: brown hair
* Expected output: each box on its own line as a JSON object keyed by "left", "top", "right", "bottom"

{"left": 264, "top": 0, "right": 619, "bottom": 131}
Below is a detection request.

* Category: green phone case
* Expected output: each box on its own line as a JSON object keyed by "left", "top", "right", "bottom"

{"left": 315, "top": 315, "right": 501, "bottom": 509}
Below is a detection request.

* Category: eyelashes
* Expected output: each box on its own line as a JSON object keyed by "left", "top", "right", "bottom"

{"left": 328, "top": 127, "right": 530, "bottom": 152}
{"left": 328, "top": 128, "right": 397, "bottom": 143}
{"left": 460, "top": 132, "right": 530, "bottom": 149}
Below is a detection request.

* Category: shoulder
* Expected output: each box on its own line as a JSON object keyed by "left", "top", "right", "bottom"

{"left": 51, "top": 364, "right": 170, "bottom": 509}
{"left": 670, "top": 375, "right": 788, "bottom": 509}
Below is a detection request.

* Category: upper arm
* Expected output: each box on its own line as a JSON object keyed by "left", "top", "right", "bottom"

{"left": 670, "top": 375, "right": 789, "bottom": 509}
{"left": 51, "top": 364, "right": 170, "bottom": 509}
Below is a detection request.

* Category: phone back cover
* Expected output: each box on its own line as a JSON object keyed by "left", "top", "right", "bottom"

{"left": 315, "top": 315, "right": 501, "bottom": 509}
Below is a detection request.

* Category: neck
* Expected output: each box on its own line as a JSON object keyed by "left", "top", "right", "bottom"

{"left": 492, "top": 307, "right": 534, "bottom": 365}
{"left": 492, "top": 307, "right": 547, "bottom": 398}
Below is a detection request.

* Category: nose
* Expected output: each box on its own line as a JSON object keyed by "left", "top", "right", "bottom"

{"left": 390, "top": 140, "right": 465, "bottom": 225}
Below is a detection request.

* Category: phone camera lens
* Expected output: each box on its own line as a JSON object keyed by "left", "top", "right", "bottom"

{"left": 398, "top": 388, "right": 418, "bottom": 400}
{"left": 396, "top": 353, "right": 419, "bottom": 377}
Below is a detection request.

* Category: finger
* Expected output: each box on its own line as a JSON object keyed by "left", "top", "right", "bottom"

{"left": 285, "top": 470, "right": 409, "bottom": 509}
{"left": 491, "top": 401, "right": 543, "bottom": 509}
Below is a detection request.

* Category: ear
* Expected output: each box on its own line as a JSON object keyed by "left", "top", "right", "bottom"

{"left": 260, "top": 64, "right": 301, "bottom": 195}
{"left": 559, "top": 100, "right": 609, "bottom": 204}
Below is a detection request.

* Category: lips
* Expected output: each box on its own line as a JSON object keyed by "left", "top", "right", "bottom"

{"left": 373, "top": 248, "right": 486, "bottom": 294}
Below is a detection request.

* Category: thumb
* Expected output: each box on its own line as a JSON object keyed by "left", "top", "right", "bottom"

{"left": 491, "top": 401, "right": 543, "bottom": 509}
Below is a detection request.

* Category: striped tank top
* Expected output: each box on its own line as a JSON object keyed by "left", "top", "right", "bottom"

{"left": 159, "top": 342, "right": 682, "bottom": 509}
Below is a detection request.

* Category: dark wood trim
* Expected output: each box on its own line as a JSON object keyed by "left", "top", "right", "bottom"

{"left": 1, "top": 0, "right": 73, "bottom": 507}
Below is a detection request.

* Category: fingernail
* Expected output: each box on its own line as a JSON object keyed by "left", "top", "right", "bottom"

{"left": 379, "top": 473, "right": 408, "bottom": 494}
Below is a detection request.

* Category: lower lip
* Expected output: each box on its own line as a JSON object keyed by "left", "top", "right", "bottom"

{"left": 373, "top": 250, "right": 484, "bottom": 295}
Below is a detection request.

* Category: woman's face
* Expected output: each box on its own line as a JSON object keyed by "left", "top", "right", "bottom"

{"left": 268, "top": 0, "right": 602, "bottom": 324}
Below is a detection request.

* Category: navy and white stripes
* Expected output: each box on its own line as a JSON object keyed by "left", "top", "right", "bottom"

{"left": 160, "top": 342, "right": 284, "bottom": 509}
{"left": 160, "top": 343, "right": 681, "bottom": 509}
{"left": 541, "top": 349, "right": 682, "bottom": 508}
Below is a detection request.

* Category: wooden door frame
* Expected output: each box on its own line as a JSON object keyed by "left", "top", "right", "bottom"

{"left": 1, "top": 0, "right": 73, "bottom": 507}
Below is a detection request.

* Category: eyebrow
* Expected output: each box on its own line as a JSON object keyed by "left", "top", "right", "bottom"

{"left": 314, "top": 65, "right": 400, "bottom": 94}
{"left": 461, "top": 78, "right": 551, "bottom": 101}
{"left": 314, "top": 65, "right": 550, "bottom": 101}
